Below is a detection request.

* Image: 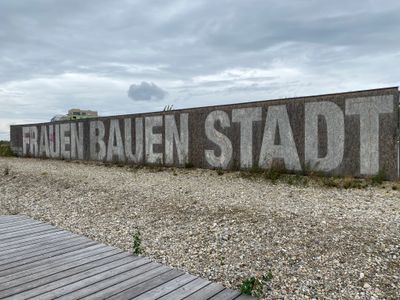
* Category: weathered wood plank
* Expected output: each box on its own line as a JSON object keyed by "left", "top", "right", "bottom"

{"left": 82, "top": 265, "right": 169, "bottom": 300}
{"left": 34, "top": 257, "right": 151, "bottom": 300}
{"left": 0, "top": 215, "right": 28, "bottom": 223}
{"left": 109, "top": 269, "right": 184, "bottom": 300}
{"left": 0, "top": 237, "right": 92, "bottom": 267}
{"left": 157, "top": 277, "right": 211, "bottom": 300}
{"left": 0, "top": 221, "right": 45, "bottom": 233}
{"left": 184, "top": 282, "right": 226, "bottom": 300}
{"left": 0, "top": 217, "right": 32, "bottom": 227}
{"left": 55, "top": 261, "right": 159, "bottom": 300}
{"left": 0, "top": 244, "right": 112, "bottom": 277}
{"left": 0, "top": 244, "right": 114, "bottom": 284}
{"left": 0, "top": 240, "right": 97, "bottom": 274}
{"left": 234, "top": 294, "right": 256, "bottom": 299}
{"left": 0, "top": 248, "right": 122, "bottom": 290}
{"left": 133, "top": 273, "right": 198, "bottom": 300}
{"left": 0, "top": 235, "right": 86, "bottom": 261}
{"left": 0, "top": 229, "right": 63, "bottom": 249}
{"left": 208, "top": 288, "right": 241, "bottom": 300}
{"left": 0, "top": 253, "right": 134, "bottom": 299}
{"left": 0, "top": 225, "right": 60, "bottom": 241}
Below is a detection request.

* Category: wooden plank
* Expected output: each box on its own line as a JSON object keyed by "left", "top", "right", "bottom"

{"left": 59, "top": 261, "right": 161, "bottom": 300}
{"left": 0, "top": 221, "right": 45, "bottom": 233}
{"left": 234, "top": 294, "right": 255, "bottom": 299}
{"left": 33, "top": 257, "right": 151, "bottom": 300}
{"left": 0, "top": 249, "right": 124, "bottom": 291}
{"left": 109, "top": 269, "right": 184, "bottom": 300}
{"left": 82, "top": 265, "right": 169, "bottom": 300}
{"left": 0, "top": 215, "right": 28, "bottom": 223}
{"left": 208, "top": 288, "right": 241, "bottom": 300}
{"left": 0, "top": 244, "right": 115, "bottom": 284}
{"left": 157, "top": 278, "right": 211, "bottom": 300}
{"left": 0, "top": 229, "right": 63, "bottom": 247}
{"left": 0, "top": 236, "right": 92, "bottom": 267}
{"left": 184, "top": 282, "right": 226, "bottom": 300}
{"left": 0, "top": 225, "right": 59, "bottom": 241}
{"left": 0, "top": 244, "right": 113, "bottom": 277}
{"left": 0, "top": 217, "right": 31, "bottom": 226}
{"left": 0, "top": 240, "right": 97, "bottom": 273}
{"left": 128, "top": 273, "right": 198, "bottom": 300}
{"left": 4, "top": 255, "right": 142, "bottom": 300}
{"left": 0, "top": 233, "right": 83, "bottom": 259}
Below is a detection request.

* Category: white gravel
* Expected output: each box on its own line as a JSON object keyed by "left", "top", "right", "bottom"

{"left": 0, "top": 157, "right": 399, "bottom": 299}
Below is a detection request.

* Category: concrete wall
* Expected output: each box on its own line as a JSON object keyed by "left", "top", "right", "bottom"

{"left": 10, "top": 87, "right": 400, "bottom": 179}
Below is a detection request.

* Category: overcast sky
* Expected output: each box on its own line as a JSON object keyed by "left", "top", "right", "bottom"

{"left": 0, "top": 0, "right": 399, "bottom": 139}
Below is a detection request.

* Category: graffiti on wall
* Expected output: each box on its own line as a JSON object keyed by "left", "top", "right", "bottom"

{"left": 15, "top": 89, "right": 399, "bottom": 179}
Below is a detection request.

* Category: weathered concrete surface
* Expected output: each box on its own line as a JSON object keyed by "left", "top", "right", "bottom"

{"left": 10, "top": 87, "right": 399, "bottom": 178}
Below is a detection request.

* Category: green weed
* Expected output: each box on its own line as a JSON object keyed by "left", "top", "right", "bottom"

{"left": 239, "top": 271, "right": 273, "bottom": 299}
{"left": 132, "top": 230, "right": 143, "bottom": 255}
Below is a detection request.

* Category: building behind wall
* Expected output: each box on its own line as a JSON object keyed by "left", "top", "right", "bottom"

{"left": 67, "top": 109, "right": 98, "bottom": 120}
{"left": 51, "top": 109, "right": 98, "bottom": 122}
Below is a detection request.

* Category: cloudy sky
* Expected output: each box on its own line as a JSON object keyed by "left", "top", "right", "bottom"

{"left": 0, "top": 0, "right": 399, "bottom": 139}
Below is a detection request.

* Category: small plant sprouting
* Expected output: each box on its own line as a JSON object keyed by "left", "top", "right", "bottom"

{"left": 216, "top": 168, "right": 224, "bottom": 176}
{"left": 132, "top": 230, "right": 143, "bottom": 255}
{"left": 239, "top": 271, "right": 273, "bottom": 299}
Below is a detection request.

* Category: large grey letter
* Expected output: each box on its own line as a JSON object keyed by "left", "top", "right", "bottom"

{"left": 145, "top": 116, "right": 163, "bottom": 164}
{"left": 165, "top": 114, "right": 189, "bottom": 166}
{"left": 259, "top": 105, "right": 301, "bottom": 171}
{"left": 22, "top": 127, "right": 30, "bottom": 155}
{"left": 90, "top": 121, "right": 106, "bottom": 160}
{"left": 107, "top": 119, "right": 125, "bottom": 162}
{"left": 204, "top": 110, "right": 232, "bottom": 169}
{"left": 60, "top": 123, "right": 71, "bottom": 159}
{"left": 29, "top": 126, "right": 38, "bottom": 157}
{"left": 232, "top": 107, "right": 262, "bottom": 168}
{"left": 71, "top": 123, "right": 84, "bottom": 160}
{"left": 39, "top": 125, "right": 49, "bottom": 157}
{"left": 305, "top": 102, "right": 344, "bottom": 171}
{"left": 346, "top": 95, "right": 394, "bottom": 175}
{"left": 124, "top": 118, "right": 143, "bottom": 163}
{"left": 49, "top": 125, "right": 60, "bottom": 158}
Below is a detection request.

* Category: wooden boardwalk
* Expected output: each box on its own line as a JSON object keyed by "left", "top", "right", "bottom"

{"left": 0, "top": 215, "right": 253, "bottom": 300}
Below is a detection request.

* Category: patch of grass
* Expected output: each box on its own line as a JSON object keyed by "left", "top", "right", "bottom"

{"left": 239, "top": 165, "right": 284, "bottom": 184}
{"left": 321, "top": 176, "right": 340, "bottom": 188}
{"left": 132, "top": 230, "right": 143, "bottom": 255}
{"left": 216, "top": 168, "right": 224, "bottom": 176}
{"left": 239, "top": 271, "right": 273, "bottom": 299}
{"left": 342, "top": 177, "right": 367, "bottom": 189}
{"left": 0, "top": 141, "right": 14, "bottom": 157}
{"left": 371, "top": 170, "right": 386, "bottom": 185}
{"left": 263, "top": 168, "right": 281, "bottom": 183}
{"left": 284, "top": 174, "right": 309, "bottom": 186}
{"left": 184, "top": 162, "right": 194, "bottom": 169}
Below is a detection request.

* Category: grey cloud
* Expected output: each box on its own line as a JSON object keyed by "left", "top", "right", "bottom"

{"left": 127, "top": 82, "right": 167, "bottom": 101}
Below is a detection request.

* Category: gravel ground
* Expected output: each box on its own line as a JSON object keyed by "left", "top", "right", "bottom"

{"left": 0, "top": 157, "right": 399, "bottom": 299}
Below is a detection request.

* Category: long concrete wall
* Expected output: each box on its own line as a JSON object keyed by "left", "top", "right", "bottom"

{"left": 10, "top": 87, "right": 400, "bottom": 179}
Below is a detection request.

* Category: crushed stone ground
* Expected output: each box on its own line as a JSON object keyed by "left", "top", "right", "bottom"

{"left": 0, "top": 157, "right": 399, "bottom": 299}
